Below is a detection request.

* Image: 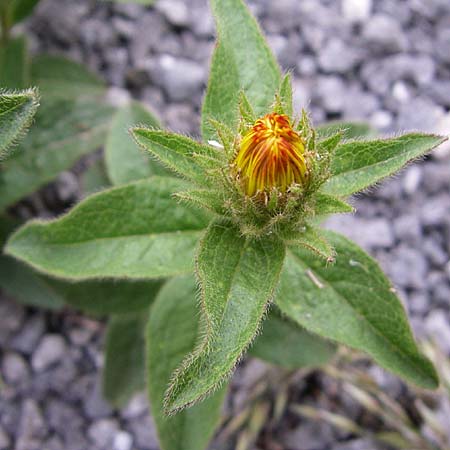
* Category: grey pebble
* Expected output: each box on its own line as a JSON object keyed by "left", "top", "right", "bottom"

{"left": 362, "top": 14, "right": 408, "bottom": 53}
{"left": 31, "top": 334, "right": 67, "bottom": 372}
{"left": 88, "top": 418, "right": 120, "bottom": 449}
{"left": 425, "top": 310, "right": 450, "bottom": 353}
{"left": 10, "top": 314, "right": 46, "bottom": 355}
{"left": 1, "top": 353, "right": 30, "bottom": 385}
{"left": 83, "top": 375, "right": 114, "bottom": 419}
{"left": 318, "top": 38, "right": 360, "bottom": 73}
{"left": 150, "top": 54, "right": 205, "bottom": 102}
{"left": 128, "top": 415, "right": 159, "bottom": 450}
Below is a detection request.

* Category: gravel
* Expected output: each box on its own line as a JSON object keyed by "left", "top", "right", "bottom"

{"left": 1, "top": 0, "right": 449, "bottom": 449}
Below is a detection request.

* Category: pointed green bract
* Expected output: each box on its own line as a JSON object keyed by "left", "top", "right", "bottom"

{"left": 147, "top": 276, "right": 226, "bottom": 450}
{"left": 276, "top": 231, "right": 439, "bottom": 389}
{"left": 175, "top": 189, "right": 226, "bottom": 216}
{"left": 286, "top": 225, "right": 335, "bottom": 261}
{"left": 0, "top": 97, "right": 114, "bottom": 210}
{"left": 0, "top": 36, "right": 29, "bottom": 89}
{"left": 132, "top": 128, "right": 219, "bottom": 185}
{"left": 250, "top": 310, "right": 336, "bottom": 369}
{"left": 202, "top": 0, "right": 281, "bottom": 140}
{"left": 322, "top": 133, "right": 448, "bottom": 196}
{"left": 165, "top": 220, "right": 285, "bottom": 413}
{"left": 106, "top": 101, "right": 168, "bottom": 186}
{"left": 5, "top": 177, "right": 210, "bottom": 280}
{"left": 278, "top": 73, "right": 293, "bottom": 117}
{"left": 0, "top": 89, "right": 39, "bottom": 161}
{"left": 30, "top": 55, "right": 105, "bottom": 99}
{"left": 103, "top": 313, "right": 147, "bottom": 407}
{"left": 314, "top": 193, "right": 354, "bottom": 216}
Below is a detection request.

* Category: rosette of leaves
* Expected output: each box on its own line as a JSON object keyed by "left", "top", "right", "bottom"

{"left": 4, "top": 0, "right": 447, "bottom": 449}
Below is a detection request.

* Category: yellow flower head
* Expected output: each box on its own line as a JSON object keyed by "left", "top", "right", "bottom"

{"left": 234, "top": 113, "right": 308, "bottom": 196}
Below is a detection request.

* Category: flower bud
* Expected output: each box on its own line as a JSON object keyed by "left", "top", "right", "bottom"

{"left": 234, "top": 113, "right": 308, "bottom": 196}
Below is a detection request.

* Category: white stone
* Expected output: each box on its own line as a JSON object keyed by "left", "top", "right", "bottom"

{"left": 370, "top": 110, "right": 393, "bottom": 130}
{"left": 106, "top": 86, "right": 131, "bottom": 108}
{"left": 341, "top": 0, "right": 372, "bottom": 22}
{"left": 392, "top": 81, "right": 411, "bottom": 103}
{"left": 402, "top": 165, "right": 422, "bottom": 195}
{"left": 113, "top": 431, "right": 133, "bottom": 450}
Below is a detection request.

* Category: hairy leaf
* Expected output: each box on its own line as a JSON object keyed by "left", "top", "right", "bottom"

{"left": 0, "top": 97, "right": 114, "bottom": 210}
{"left": 202, "top": 0, "right": 281, "bottom": 140}
{"left": 147, "top": 276, "right": 226, "bottom": 450}
{"left": 165, "top": 220, "right": 285, "bottom": 413}
{"left": 322, "top": 133, "right": 447, "bottom": 196}
{"left": 0, "top": 36, "right": 29, "bottom": 89}
{"left": 276, "top": 231, "right": 439, "bottom": 389}
{"left": 131, "top": 129, "right": 218, "bottom": 184}
{"left": 103, "top": 313, "right": 147, "bottom": 407}
{"left": 106, "top": 101, "right": 168, "bottom": 186}
{"left": 30, "top": 55, "right": 105, "bottom": 99}
{"left": 317, "top": 122, "right": 375, "bottom": 140}
{"left": 250, "top": 310, "right": 336, "bottom": 369}
{"left": 0, "top": 89, "right": 39, "bottom": 161}
{"left": 5, "top": 177, "right": 210, "bottom": 280}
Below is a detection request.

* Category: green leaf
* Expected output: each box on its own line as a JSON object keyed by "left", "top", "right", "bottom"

{"left": 0, "top": 97, "right": 114, "bottom": 210}
{"left": 131, "top": 129, "right": 218, "bottom": 184}
{"left": 105, "top": 101, "right": 168, "bottom": 186}
{"left": 314, "top": 192, "right": 354, "bottom": 216}
{"left": 0, "top": 257, "right": 65, "bottom": 309}
{"left": 30, "top": 55, "right": 105, "bottom": 99}
{"left": 249, "top": 310, "right": 336, "bottom": 369}
{"left": 49, "top": 278, "right": 163, "bottom": 315}
{"left": 316, "top": 122, "right": 375, "bottom": 140}
{"left": 0, "top": 36, "right": 29, "bottom": 89}
{"left": 80, "top": 159, "right": 111, "bottom": 196}
{"left": 147, "top": 276, "right": 226, "bottom": 450}
{"left": 0, "top": 215, "right": 64, "bottom": 310}
{"left": 201, "top": 0, "right": 281, "bottom": 140}
{"left": 0, "top": 89, "right": 39, "bottom": 161}
{"left": 165, "top": 220, "right": 285, "bottom": 413}
{"left": 103, "top": 313, "right": 147, "bottom": 407}
{"left": 276, "top": 231, "right": 439, "bottom": 389}
{"left": 322, "top": 133, "right": 448, "bottom": 196}
{"left": 5, "top": 177, "right": 210, "bottom": 280}
{"left": 10, "top": 0, "right": 40, "bottom": 24}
